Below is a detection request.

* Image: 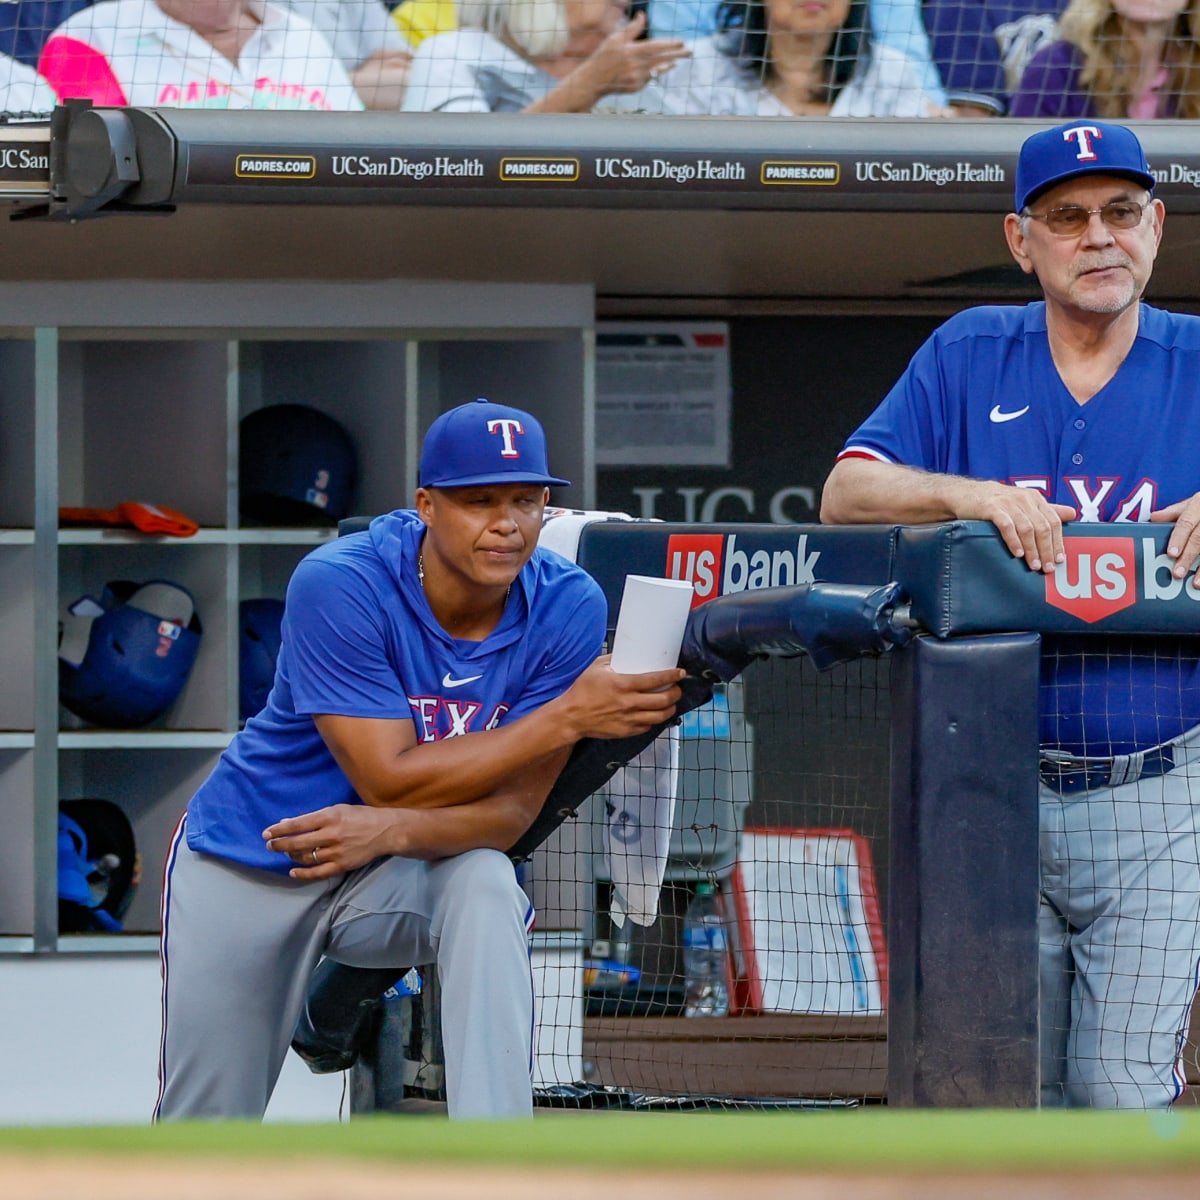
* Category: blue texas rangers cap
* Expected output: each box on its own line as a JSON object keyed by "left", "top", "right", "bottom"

{"left": 1016, "top": 121, "right": 1155, "bottom": 212}
{"left": 419, "top": 399, "right": 570, "bottom": 489}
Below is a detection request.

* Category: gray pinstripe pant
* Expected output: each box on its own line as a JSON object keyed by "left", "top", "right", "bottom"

{"left": 1039, "top": 760, "right": 1200, "bottom": 1108}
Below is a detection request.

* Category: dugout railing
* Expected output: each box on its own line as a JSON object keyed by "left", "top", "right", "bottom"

{"left": 566, "top": 518, "right": 1194, "bottom": 1109}
{"left": 320, "top": 517, "right": 1196, "bottom": 1110}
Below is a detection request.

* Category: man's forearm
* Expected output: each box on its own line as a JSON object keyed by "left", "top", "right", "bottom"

{"left": 383, "top": 792, "right": 537, "bottom": 860}
{"left": 320, "top": 661, "right": 680, "bottom": 813}
{"left": 821, "top": 455, "right": 1073, "bottom": 571}
{"left": 821, "top": 457, "right": 983, "bottom": 525}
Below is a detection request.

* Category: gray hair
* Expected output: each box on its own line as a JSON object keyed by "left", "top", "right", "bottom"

{"left": 457, "top": 0, "right": 571, "bottom": 59}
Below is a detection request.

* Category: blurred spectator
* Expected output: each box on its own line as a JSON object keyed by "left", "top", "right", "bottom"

{"left": 1011, "top": 0, "right": 1200, "bottom": 117}
{"left": 871, "top": 0, "right": 946, "bottom": 101}
{"left": 401, "top": 0, "right": 689, "bottom": 112}
{"left": 654, "top": 0, "right": 945, "bottom": 116}
{"left": 923, "top": 0, "right": 1064, "bottom": 115}
{"left": 1, "top": 1, "right": 91, "bottom": 67}
{"left": 288, "top": 0, "right": 413, "bottom": 107}
{"left": 392, "top": 0, "right": 458, "bottom": 43}
{"left": 1, "top": 46, "right": 55, "bottom": 106}
{"left": 648, "top": 0, "right": 948, "bottom": 101}
{"left": 38, "top": 0, "right": 364, "bottom": 109}
{"left": 649, "top": 0, "right": 718, "bottom": 38}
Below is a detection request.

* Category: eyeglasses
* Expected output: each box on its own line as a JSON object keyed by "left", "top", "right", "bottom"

{"left": 1023, "top": 200, "right": 1150, "bottom": 237}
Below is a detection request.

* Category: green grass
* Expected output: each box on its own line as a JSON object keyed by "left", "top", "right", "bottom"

{"left": 2, "top": 1110, "right": 1200, "bottom": 1171}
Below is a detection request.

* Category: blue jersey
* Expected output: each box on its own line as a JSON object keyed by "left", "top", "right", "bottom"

{"left": 839, "top": 302, "right": 1200, "bottom": 754}
{"left": 186, "top": 509, "right": 606, "bottom": 873}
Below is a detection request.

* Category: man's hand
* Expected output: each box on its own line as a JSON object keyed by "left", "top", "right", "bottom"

{"left": 263, "top": 804, "right": 400, "bottom": 880}
{"left": 531, "top": 14, "right": 689, "bottom": 111}
{"left": 350, "top": 48, "right": 413, "bottom": 110}
{"left": 1151, "top": 494, "right": 1200, "bottom": 586}
{"left": 953, "top": 480, "right": 1076, "bottom": 573}
{"left": 573, "top": 15, "right": 689, "bottom": 95}
{"left": 557, "top": 656, "right": 685, "bottom": 740}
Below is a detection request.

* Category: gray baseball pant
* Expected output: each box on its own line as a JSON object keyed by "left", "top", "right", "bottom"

{"left": 1038, "top": 755, "right": 1200, "bottom": 1108}
{"left": 155, "top": 819, "right": 536, "bottom": 1120}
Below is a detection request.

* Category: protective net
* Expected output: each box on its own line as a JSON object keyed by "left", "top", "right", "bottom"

{"left": 332, "top": 622, "right": 1200, "bottom": 1114}
{"left": 336, "top": 651, "right": 893, "bottom": 1113}
{"left": 5, "top": 2, "right": 1195, "bottom": 124}
{"left": 1038, "top": 633, "right": 1200, "bottom": 1108}
{"left": 565, "top": 655, "right": 891, "bottom": 1108}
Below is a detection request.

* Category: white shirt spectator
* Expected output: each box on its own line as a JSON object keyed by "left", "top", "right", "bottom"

{"left": 284, "top": 0, "right": 404, "bottom": 70}
{"left": 402, "top": 27, "right": 657, "bottom": 112}
{"left": 39, "top": 0, "right": 363, "bottom": 110}
{"left": 651, "top": 35, "right": 941, "bottom": 116}
{"left": 1, "top": 51, "right": 55, "bottom": 111}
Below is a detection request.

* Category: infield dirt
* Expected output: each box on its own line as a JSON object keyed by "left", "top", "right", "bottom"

{"left": 0, "top": 1157, "right": 1189, "bottom": 1200}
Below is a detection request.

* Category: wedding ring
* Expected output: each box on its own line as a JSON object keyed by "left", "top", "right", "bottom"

{"left": 311, "top": 848, "right": 320, "bottom": 864}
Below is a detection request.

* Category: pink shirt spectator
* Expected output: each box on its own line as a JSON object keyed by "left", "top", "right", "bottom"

{"left": 38, "top": 0, "right": 363, "bottom": 109}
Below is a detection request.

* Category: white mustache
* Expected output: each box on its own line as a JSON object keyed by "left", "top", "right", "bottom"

{"left": 1072, "top": 256, "right": 1131, "bottom": 278}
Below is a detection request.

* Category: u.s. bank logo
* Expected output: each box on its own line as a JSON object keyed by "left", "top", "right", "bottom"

{"left": 666, "top": 534, "right": 724, "bottom": 607}
{"left": 1046, "top": 537, "right": 1136, "bottom": 623}
{"left": 666, "top": 532, "right": 821, "bottom": 608}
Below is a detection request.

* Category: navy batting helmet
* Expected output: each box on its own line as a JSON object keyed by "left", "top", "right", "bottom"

{"left": 239, "top": 597, "right": 285, "bottom": 721}
{"left": 239, "top": 404, "right": 358, "bottom": 526}
{"left": 59, "top": 580, "right": 203, "bottom": 728}
{"left": 58, "top": 798, "right": 139, "bottom": 933}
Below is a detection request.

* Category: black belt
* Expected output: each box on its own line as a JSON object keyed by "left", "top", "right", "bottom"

{"left": 1039, "top": 746, "right": 1177, "bottom": 796}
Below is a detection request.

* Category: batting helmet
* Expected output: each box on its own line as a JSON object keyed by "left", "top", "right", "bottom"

{"left": 239, "top": 404, "right": 359, "bottom": 526}
{"left": 239, "top": 597, "right": 286, "bottom": 721}
{"left": 58, "top": 798, "right": 139, "bottom": 933}
{"left": 58, "top": 580, "right": 203, "bottom": 728}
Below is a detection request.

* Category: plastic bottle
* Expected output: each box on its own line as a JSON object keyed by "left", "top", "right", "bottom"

{"left": 682, "top": 881, "right": 730, "bottom": 1017}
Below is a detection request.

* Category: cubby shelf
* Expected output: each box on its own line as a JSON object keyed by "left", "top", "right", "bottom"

{"left": 57, "top": 732, "right": 235, "bottom": 750}
{"left": 58, "top": 529, "right": 341, "bottom": 546}
{"left": 0, "top": 280, "right": 596, "bottom": 952}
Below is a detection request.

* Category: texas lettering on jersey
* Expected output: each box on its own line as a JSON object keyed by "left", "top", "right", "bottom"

{"left": 408, "top": 696, "right": 510, "bottom": 741}
{"left": 1010, "top": 476, "right": 1157, "bottom": 522}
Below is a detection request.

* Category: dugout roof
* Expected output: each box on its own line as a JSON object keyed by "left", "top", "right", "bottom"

{"left": 2, "top": 112, "right": 1200, "bottom": 308}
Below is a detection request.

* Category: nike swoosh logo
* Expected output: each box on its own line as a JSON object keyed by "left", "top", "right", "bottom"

{"left": 989, "top": 404, "right": 1030, "bottom": 424}
{"left": 442, "top": 672, "right": 483, "bottom": 688}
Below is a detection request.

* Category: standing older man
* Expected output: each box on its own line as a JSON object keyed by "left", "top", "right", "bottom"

{"left": 822, "top": 121, "right": 1200, "bottom": 1107}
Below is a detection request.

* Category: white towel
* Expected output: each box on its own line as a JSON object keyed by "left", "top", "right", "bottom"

{"left": 539, "top": 507, "right": 676, "bottom": 927}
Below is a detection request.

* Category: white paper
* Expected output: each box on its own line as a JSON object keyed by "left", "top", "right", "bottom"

{"left": 610, "top": 574, "right": 694, "bottom": 674}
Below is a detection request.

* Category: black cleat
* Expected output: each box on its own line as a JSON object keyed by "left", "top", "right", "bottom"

{"left": 291, "top": 961, "right": 409, "bottom": 1074}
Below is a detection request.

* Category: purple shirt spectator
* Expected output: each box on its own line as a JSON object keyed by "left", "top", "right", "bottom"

{"left": 1008, "top": 37, "right": 1093, "bottom": 116}
{"left": 1011, "top": 32, "right": 1188, "bottom": 119}
{"left": 923, "top": 0, "right": 1065, "bottom": 114}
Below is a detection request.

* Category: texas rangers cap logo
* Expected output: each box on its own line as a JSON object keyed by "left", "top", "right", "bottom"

{"left": 1062, "top": 125, "right": 1102, "bottom": 162}
{"left": 486, "top": 417, "right": 524, "bottom": 459}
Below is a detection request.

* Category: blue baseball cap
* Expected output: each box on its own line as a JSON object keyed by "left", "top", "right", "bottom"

{"left": 1015, "top": 121, "right": 1155, "bottom": 212}
{"left": 419, "top": 399, "right": 570, "bottom": 489}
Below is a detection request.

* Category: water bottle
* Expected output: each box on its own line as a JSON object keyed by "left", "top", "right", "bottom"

{"left": 682, "top": 882, "right": 729, "bottom": 1017}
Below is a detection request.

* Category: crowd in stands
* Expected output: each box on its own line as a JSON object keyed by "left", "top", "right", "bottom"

{"left": 1, "top": 0, "right": 1198, "bottom": 119}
